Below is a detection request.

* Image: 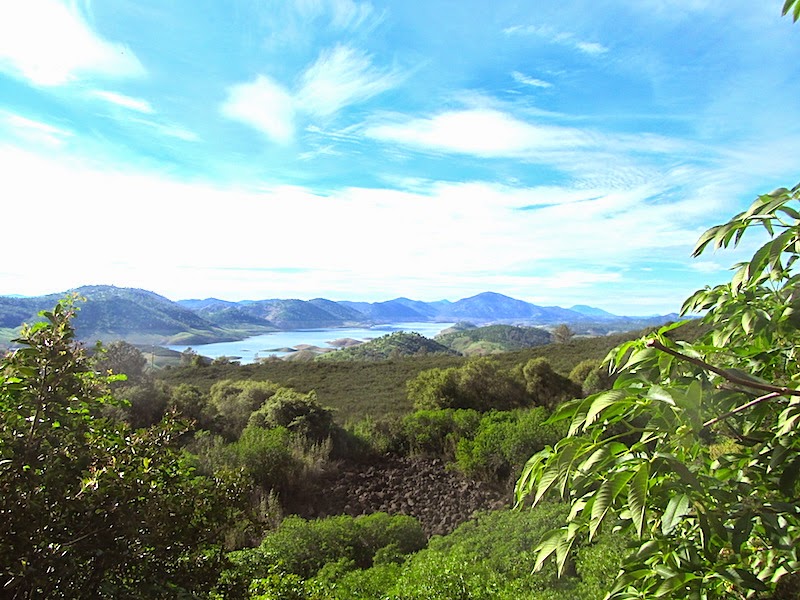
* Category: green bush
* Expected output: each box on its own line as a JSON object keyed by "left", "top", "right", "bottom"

{"left": 401, "top": 408, "right": 481, "bottom": 457}
{"left": 407, "top": 358, "right": 531, "bottom": 412}
{"left": 454, "top": 408, "right": 565, "bottom": 481}
{"left": 255, "top": 512, "right": 426, "bottom": 579}
{"left": 248, "top": 388, "right": 334, "bottom": 442}
{"left": 514, "top": 357, "right": 582, "bottom": 408}
{"left": 209, "top": 379, "right": 281, "bottom": 440}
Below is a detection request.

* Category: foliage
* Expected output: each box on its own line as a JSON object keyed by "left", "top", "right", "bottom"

{"left": 157, "top": 328, "right": 652, "bottom": 423}
{"left": 569, "top": 358, "right": 616, "bottom": 396}
{"left": 401, "top": 408, "right": 482, "bottom": 457}
{"left": 0, "top": 300, "right": 241, "bottom": 598}
{"left": 436, "top": 324, "right": 553, "bottom": 355}
{"left": 407, "top": 357, "right": 531, "bottom": 411}
{"left": 247, "top": 387, "right": 335, "bottom": 442}
{"left": 515, "top": 184, "right": 800, "bottom": 598}
{"left": 209, "top": 379, "right": 281, "bottom": 440}
{"left": 514, "top": 357, "right": 583, "bottom": 408}
{"left": 219, "top": 512, "right": 427, "bottom": 595}
{"left": 552, "top": 324, "right": 575, "bottom": 344}
{"left": 379, "top": 506, "right": 622, "bottom": 600}
{"left": 785, "top": 0, "right": 800, "bottom": 21}
{"left": 316, "top": 331, "right": 459, "bottom": 362}
{"left": 455, "top": 407, "right": 567, "bottom": 482}
{"left": 93, "top": 340, "right": 148, "bottom": 381}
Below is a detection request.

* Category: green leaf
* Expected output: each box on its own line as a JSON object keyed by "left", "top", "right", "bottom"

{"left": 590, "top": 470, "right": 635, "bottom": 540}
{"left": 585, "top": 389, "right": 629, "bottom": 427}
{"left": 628, "top": 462, "right": 649, "bottom": 537}
{"left": 661, "top": 494, "right": 691, "bottom": 535}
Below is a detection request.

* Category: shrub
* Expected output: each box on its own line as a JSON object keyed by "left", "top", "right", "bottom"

{"left": 407, "top": 358, "right": 530, "bottom": 412}
{"left": 209, "top": 379, "right": 281, "bottom": 440}
{"left": 454, "top": 408, "right": 565, "bottom": 482}
{"left": 226, "top": 512, "right": 426, "bottom": 589}
{"left": 248, "top": 388, "right": 335, "bottom": 442}
{"left": 401, "top": 409, "right": 481, "bottom": 457}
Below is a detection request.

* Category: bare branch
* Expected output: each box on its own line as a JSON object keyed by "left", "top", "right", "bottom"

{"left": 645, "top": 339, "right": 800, "bottom": 397}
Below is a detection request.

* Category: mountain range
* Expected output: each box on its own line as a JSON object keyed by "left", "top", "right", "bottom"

{"left": 0, "top": 286, "right": 679, "bottom": 347}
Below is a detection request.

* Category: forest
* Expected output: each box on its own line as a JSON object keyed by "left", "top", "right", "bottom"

{"left": 2, "top": 182, "right": 800, "bottom": 598}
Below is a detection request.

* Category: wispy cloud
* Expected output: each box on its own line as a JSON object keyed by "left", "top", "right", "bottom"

{"left": 222, "top": 44, "right": 402, "bottom": 143}
{"left": 294, "top": 0, "right": 377, "bottom": 30}
{"left": 503, "top": 24, "right": 609, "bottom": 55}
{"left": 0, "top": 0, "right": 145, "bottom": 86}
{"left": 364, "top": 108, "right": 591, "bottom": 157}
{"left": 296, "top": 45, "right": 402, "bottom": 117}
{"left": 221, "top": 75, "right": 296, "bottom": 143}
{"left": 91, "top": 90, "right": 154, "bottom": 114}
{"left": 3, "top": 112, "right": 73, "bottom": 148}
{"left": 512, "top": 71, "right": 553, "bottom": 88}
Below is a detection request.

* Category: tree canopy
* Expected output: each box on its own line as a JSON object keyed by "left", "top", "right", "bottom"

{"left": 0, "top": 300, "right": 241, "bottom": 598}
{"left": 516, "top": 184, "right": 800, "bottom": 598}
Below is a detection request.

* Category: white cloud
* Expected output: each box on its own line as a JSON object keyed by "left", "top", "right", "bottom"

{"left": 221, "top": 75, "right": 296, "bottom": 143}
{"left": 364, "top": 108, "right": 590, "bottom": 157}
{"left": 0, "top": 0, "right": 145, "bottom": 86}
{"left": 91, "top": 90, "right": 154, "bottom": 114}
{"left": 296, "top": 45, "right": 402, "bottom": 118}
{"left": 575, "top": 41, "right": 608, "bottom": 55}
{"left": 503, "top": 24, "right": 608, "bottom": 56}
{"left": 294, "top": 0, "right": 375, "bottom": 30}
{"left": 329, "top": 0, "right": 374, "bottom": 30}
{"left": 222, "top": 45, "right": 401, "bottom": 143}
{"left": 512, "top": 71, "right": 553, "bottom": 88}
{"left": 3, "top": 112, "right": 73, "bottom": 148}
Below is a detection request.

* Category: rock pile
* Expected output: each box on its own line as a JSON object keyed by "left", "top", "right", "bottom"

{"left": 292, "top": 456, "right": 509, "bottom": 536}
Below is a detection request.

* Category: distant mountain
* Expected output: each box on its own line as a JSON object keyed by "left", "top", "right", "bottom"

{"left": 569, "top": 305, "right": 619, "bottom": 319}
{"left": 437, "top": 292, "right": 586, "bottom": 323}
{"left": 0, "top": 285, "right": 681, "bottom": 348}
{"left": 339, "top": 299, "right": 429, "bottom": 321}
{"left": 0, "top": 286, "right": 248, "bottom": 345}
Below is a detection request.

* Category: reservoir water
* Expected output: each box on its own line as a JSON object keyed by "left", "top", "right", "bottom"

{"left": 169, "top": 322, "right": 456, "bottom": 364}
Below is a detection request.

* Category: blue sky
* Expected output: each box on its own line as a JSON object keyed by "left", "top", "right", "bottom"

{"left": 1, "top": 0, "right": 799, "bottom": 314}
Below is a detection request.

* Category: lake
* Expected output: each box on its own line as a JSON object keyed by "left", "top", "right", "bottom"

{"left": 169, "top": 322, "right": 456, "bottom": 364}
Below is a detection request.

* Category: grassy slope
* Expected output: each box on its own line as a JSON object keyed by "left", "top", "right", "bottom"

{"left": 157, "top": 320, "right": 704, "bottom": 423}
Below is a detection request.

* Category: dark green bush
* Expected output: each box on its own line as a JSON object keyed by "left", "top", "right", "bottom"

{"left": 401, "top": 408, "right": 481, "bottom": 457}
{"left": 260, "top": 513, "right": 426, "bottom": 578}
{"left": 248, "top": 388, "right": 334, "bottom": 442}
{"left": 455, "top": 407, "right": 565, "bottom": 481}
{"left": 209, "top": 379, "right": 281, "bottom": 440}
{"left": 407, "top": 358, "right": 530, "bottom": 412}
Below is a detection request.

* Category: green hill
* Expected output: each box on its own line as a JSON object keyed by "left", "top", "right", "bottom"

{"left": 315, "top": 331, "right": 460, "bottom": 362}
{"left": 436, "top": 324, "right": 553, "bottom": 355}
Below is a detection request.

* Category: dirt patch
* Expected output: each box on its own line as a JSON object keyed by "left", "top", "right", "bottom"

{"left": 289, "top": 456, "right": 509, "bottom": 536}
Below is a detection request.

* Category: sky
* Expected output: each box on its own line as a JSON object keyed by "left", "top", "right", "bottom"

{"left": 1, "top": 0, "right": 799, "bottom": 315}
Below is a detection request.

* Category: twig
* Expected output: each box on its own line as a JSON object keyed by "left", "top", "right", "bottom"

{"left": 645, "top": 339, "right": 800, "bottom": 397}
{"left": 703, "top": 391, "right": 782, "bottom": 428}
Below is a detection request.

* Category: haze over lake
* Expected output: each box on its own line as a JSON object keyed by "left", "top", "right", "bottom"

{"left": 169, "top": 322, "right": 455, "bottom": 364}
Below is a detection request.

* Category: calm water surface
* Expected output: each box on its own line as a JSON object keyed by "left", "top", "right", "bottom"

{"left": 169, "top": 322, "right": 455, "bottom": 363}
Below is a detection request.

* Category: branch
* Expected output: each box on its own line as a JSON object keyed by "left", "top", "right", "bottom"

{"left": 645, "top": 339, "right": 800, "bottom": 397}
{"left": 703, "top": 391, "right": 782, "bottom": 428}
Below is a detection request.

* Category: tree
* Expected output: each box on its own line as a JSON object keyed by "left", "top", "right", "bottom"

{"left": 784, "top": 0, "right": 800, "bottom": 21}
{"left": 552, "top": 323, "right": 574, "bottom": 344}
{"left": 515, "top": 184, "right": 800, "bottom": 598}
{"left": 94, "top": 340, "right": 147, "bottom": 382}
{"left": 0, "top": 300, "right": 242, "bottom": 598}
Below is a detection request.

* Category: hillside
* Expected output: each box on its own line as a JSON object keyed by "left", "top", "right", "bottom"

{"left": 0, "top": 285, "right": 681, "bottom": 348}
{"left": 0, "top": 286, "right": 270, "bottom": 346}
{"left": 435, "top": 324, "right": 553, "bottom": 355}
{"left": 315, "top": 331, "right": 460, "bottom": 362}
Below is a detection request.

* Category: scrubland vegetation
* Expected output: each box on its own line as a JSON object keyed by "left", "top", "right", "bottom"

{"left": 4, "top": 181, "right": 800, "bottom": 600}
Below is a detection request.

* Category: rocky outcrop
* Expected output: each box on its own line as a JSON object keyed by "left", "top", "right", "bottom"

{"left": 290, "top": 456, "right": 509, "bottom": 537}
